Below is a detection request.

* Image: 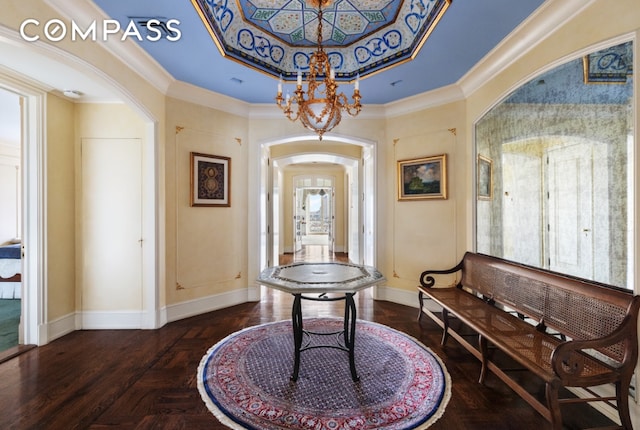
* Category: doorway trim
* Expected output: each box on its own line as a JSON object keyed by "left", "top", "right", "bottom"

{"left": 248, "top": 133, "right": 378, "bottom": 299}
{"left": 0, "top": 70, "right": 47, "bottom": 345}
{"left": 0, "top": 28, "right": 162, "bottom": 340}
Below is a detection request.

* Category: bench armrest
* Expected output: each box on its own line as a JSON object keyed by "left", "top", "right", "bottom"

{"left": 419, "top": 260, "right": 464, "bottom": 288}
{"left": 551, "top": 304, "right": 640, "bottom": 386}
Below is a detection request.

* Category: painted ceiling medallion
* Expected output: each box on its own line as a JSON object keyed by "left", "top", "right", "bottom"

{"left": 191, "top": 0, "right": 451, "bottom": 81}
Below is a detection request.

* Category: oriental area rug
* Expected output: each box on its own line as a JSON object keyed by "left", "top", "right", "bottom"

{"left": 197, "top": 318, "right": 451, "bottom": 430}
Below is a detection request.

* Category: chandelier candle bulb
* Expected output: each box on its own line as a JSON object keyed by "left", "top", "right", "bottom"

{"left": 278, "top": 75, "right": 282, "bottom": 94}
{"left": 330, "top": 68, "right": 335, "bottom": 80}
{"left": 355, "top": 74, "right": 359, "bottom": 91}
{"left": 297, "top": 69, "right": 302, "bottom": 86}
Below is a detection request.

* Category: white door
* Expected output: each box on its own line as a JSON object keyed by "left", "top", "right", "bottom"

{"left": 546, "top": 143, "right": 594, "bottom": 279}
{"left": 502, "top": 152, "right": 542, "bottom": 266}
{"left": 81, "top": 138, "right": 142, "bottom": 313}
{"left": 329, "top": 188, "right": 335, "bottom": 254}
{"left": 294, "top": 188, "right": 303, "bottom": 252}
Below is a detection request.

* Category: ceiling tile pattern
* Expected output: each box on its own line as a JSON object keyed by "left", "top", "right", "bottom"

{"left": 241, "top": 0, "right": 399, "bottom": 47}
{"left": 192, "top": 0, "right": 451, "bottom": 80}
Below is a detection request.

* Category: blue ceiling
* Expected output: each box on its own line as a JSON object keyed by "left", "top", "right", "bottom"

{"left": 92, "top": 0, "right": 547, "bottom": 105}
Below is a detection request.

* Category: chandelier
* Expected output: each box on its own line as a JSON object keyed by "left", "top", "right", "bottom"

{"left": 275, "top": 1, "right": 362, "bottom": 140}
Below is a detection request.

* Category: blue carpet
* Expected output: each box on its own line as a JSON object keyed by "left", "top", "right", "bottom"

{"left": 0, "top": 299, "right": 20, "bottom": 352}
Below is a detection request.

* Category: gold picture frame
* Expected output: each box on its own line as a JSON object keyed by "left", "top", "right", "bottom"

{"left": 477, "top": 155, "right": 493, "bottom": 200}
{"left": 397, "top": 154, "right": 447, "bottom": 201}
{"left": 190, "top": 152, "right": 231, "bottom": 207}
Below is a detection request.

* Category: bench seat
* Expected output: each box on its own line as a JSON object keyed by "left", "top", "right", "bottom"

{"left": 426, "top": 287, "right": 616, "bottom": 383}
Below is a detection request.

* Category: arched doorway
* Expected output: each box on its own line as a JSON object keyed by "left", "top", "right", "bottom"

{"left": 247, "top": 134, "right": 378, "bottom": 289}
{"left": 289, "top": 173, "right": 338, "bottom": 263}
{"left": 0, "top": 28, "right": 161, "bottom": 344}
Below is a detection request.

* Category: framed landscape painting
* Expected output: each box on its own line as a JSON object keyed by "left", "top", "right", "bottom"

{"left": 190, "top": 152, "right": 231, "bottom": 207}
{"left": 397, "top": 154, "right": 447, "bottom": 201}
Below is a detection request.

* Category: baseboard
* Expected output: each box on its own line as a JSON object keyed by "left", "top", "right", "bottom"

{"left": 80, "top": 310, "right": 147, "bottom": 330}
{"left": 164, "top": 287, "right": 254, "bottom": 324}
{"left": 373, "top": 285, "right": 419, "bottom": 309}
{"left": 46, "top": 312, "right": 78, "bottom": 342}
{"left": 42, "top": 288, "right": 258, "bottom": 339}
{"left": 566, "top": 385, "right": 634, "bottom": 427}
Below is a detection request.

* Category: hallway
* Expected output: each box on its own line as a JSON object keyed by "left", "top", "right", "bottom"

{"left": 278, "top": 245, "right": 349, "bottom": 265}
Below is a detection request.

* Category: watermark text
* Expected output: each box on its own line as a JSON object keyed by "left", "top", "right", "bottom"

{"left": 20, "top": 18, "right": 182, "bottom": 42}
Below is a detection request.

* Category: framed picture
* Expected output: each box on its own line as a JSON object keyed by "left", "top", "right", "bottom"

{"left": 397, "top": 154, "right": 447, "bottom": 201}
{"left": 190, "top": 152, "right": 231, "bottom": 207}
{"left": 583, "top": 41, "right": 632, "bottom": 84}
{"left": 477, "top": 155, "right": 492, "bottom": 200}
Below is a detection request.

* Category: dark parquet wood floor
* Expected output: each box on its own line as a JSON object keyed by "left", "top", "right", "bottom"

{"left": 0, "top": 247, "right": 619, "bottom": 429}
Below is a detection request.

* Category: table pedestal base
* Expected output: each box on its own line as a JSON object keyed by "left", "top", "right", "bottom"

{"left": 291, "top": 293, "right": 359, "bottom": 382}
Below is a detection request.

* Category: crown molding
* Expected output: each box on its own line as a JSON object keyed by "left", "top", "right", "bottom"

{"left": 383, "top": 84, "right": 465, "bottom": 118}
{"left": 167, "top": 80, "right": 251, "bottom": 118}
{"left": 458, "top": 0, "right": 599, "bottom": 98}
{"left": 45, "top": 0, "right": 174, "bottom": 95}
{"left": 327, "top": 0, "right": 598, "bottom": 118}
{"left": 34, "top": 0, "right": 600, "bottom": 121}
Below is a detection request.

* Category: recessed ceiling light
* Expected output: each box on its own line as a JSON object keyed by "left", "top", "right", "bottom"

{"left": 62, "top": 90, "right": 82, "bottom": 99}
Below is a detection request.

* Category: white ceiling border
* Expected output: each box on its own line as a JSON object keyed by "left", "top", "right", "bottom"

{"left": 39, "top": 0, "right": 601, "bottom": 120}
{"left": 45, "top": 0, "right": 174, "bottom": 96}
{"left": 458, "top": 0, "right": 599, "bottom": 98}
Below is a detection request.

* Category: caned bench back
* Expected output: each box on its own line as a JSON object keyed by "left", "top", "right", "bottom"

{"left": 460, "top": 252, "right": 635, "bottom": 363}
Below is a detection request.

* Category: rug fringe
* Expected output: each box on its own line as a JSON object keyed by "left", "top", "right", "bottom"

{"left": 197, "top": 326, "right": 261, "bottom": 430}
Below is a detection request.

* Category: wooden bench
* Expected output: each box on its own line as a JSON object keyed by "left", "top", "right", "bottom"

{"left": 417, "top": 252, "right": 640, "bottom": 430}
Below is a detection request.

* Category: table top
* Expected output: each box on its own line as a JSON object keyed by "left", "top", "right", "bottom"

{"left": 257, "top": 262, "right": 386, "bottom": 294}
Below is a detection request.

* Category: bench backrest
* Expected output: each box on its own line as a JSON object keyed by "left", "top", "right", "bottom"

{"left": 460, "top": 252, "right": 637, "bottom": 363}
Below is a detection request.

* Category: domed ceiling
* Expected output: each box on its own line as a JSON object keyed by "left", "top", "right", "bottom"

{"left": 192, "top": 0, "right": 451, "bottom": 81}
{"left": 91, "top": 0, "right": 547, "bottom": 104}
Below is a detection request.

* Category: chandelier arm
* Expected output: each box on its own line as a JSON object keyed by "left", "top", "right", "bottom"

{"left": 273, "top": 0, "right": 362, "bottom": 138}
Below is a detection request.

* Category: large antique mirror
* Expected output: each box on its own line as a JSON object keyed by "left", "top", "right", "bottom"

{"left": 475, "top": 40, "right": 634, "bottom": 289}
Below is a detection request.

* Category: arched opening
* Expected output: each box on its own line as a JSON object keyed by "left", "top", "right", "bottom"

{"left": 247, "top": 133, "right": 378, "bottom": 299}
{"left": 0, "top": 28, "right": 161, "bottom": 345}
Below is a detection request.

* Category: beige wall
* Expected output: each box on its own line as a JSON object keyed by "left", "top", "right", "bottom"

{"left": 383, "top": 101, "right": 467, "bottom": 291}
{"left": 164, "top": 97, "right": 249, "bottom": 305}
{"left": 46, "top": 93, "right": 76, "bottom": 320}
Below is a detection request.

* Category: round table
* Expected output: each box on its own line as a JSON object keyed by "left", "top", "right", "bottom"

{"left": 257, "top": 262, "right": 386, "bottom": 381}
